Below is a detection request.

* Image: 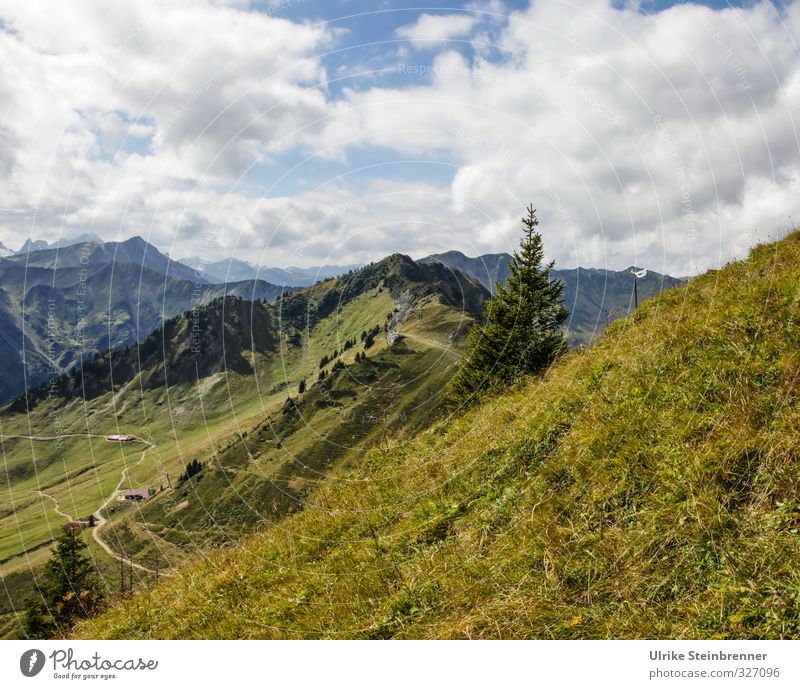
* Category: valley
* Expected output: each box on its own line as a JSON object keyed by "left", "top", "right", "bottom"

{"left": 0, "top": 252, "right": 488, "bottom": 638}
{"left": 73, "top": 230, "right": 800, "bottom": 640}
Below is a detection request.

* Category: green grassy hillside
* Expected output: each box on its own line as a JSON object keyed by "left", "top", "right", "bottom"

{"left": 77, "top": 231, "right": 800, "bottom": 639}
{"left": 0, "top": 254, "right": 487, "bottom": 638}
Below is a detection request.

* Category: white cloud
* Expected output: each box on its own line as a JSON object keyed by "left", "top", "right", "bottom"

{"left": 0, "top": 1, "right": 799, "bottom": 276}
{"left": 395, "top": 13, "right": 480, "bottom": 48}
{"left": 0, "top": 0, "right": 334, "bottom": 251}
{"left": 313, "top": 1, "right": 800, "bottom": 274}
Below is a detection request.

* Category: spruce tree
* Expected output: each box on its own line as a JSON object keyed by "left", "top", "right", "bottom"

{"left": 24, "top": 526, "right": 103, "bottom": 638}
{"left": 447, "top": 205, "right": 568, "bottom": 404}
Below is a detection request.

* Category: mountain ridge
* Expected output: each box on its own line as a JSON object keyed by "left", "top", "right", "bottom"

{"left": 14, "top": 233, "right": 104, "bottom": 254}
{"left": 4, "top": 236, "right": 203, "bottom": 284}
{"left": 419, "top": 249, "right": 685, "bottom": 342}
{"left": 0, "top": 259, "right": 288, "bottom": 403}
{"left": 0, "top": 239, "right": 682, "bottom": 403}
{"left": 74, "top": 229, "right": 800, "bottom": 640}
{"left": 180, "top": 255, "right": 363, "bottom": 287}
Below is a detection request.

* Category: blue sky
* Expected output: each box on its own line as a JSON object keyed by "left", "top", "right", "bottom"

{"left": 238, "top": 1, "right": 783, "bottom": 198}
{"left": 267, "top": 1, "right": 764, "bottom": 93}
{"left": 1, "top": 0, "right": 798, "bottom": 273}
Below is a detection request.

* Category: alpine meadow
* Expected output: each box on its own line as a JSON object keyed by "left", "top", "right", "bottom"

{"left": 1, "top": 2, "right": 800, "bottom": 680}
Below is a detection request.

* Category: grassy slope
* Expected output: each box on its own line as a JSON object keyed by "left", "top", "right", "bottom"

{"left": 96, "top": 292, "right": 465, "bottom": 562}
{"left": 78, "top": 232, "right": 800, "bottom": 639}
{"left": 1, "top": 259, "right": 484, "bottom": 637}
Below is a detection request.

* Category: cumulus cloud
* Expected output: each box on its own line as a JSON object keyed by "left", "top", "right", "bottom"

{"left": 395, "top": 13, "right": 481, "bottom": 48}
{"left": 0, "top": 0, "right": 333, "bottom": 252}
{"left": 0, "top": 0, "right": 798, "bottom": 274}
{"left": 315, "top": 1, "right": 800, "bottom": 274}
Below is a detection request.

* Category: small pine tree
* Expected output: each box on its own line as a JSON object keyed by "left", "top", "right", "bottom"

{"left": 298, "top": 378, "right": 306, "bottom": 394}
{"left": 447, "top": 205, "right": 567, "bottom": 404}
{"left": 24, "top": 526, "right": 103, "bottom": 638}
{"left": 179, "top": 459, "right": 203, "bottom": 483}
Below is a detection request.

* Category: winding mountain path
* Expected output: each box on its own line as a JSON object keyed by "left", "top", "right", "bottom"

{"left": 31, "top": 490, "right": 79, "bottom": 524}
{"left": 90, "top": 441, "right": 175, "bottom": 577}
{"left": 1, "top": 433, "right": 110, "bottom": 442}
{"left": 401, "top": 330, "right": 460, "bottom": 355}
{"left": 11, "top": 432, "right": 175, "bottom": 578}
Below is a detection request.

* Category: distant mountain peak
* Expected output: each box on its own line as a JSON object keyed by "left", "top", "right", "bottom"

{"left": 180, "top": 255, "right": 364, "bottom": 288}
{"left": 418, "top": 250, "right": 685, "bottom": 344}
{"left": 381, "top": 252, "right": 417, "bottom": 268}
{"left": 16, "top": 238, "right": 50, "bottom": 254}
{"left": 15, "top": 233, "right": 104, "bottom": 253}
{"left": 121, "top": 235, "right": 149, "bottom": 247}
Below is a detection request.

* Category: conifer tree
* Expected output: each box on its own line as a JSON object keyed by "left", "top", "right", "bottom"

{"left": 24, "top": 526, "right": 103, "bottom": 638}
{"left": 447, "top": 205, "right": 567, "bottom": 404}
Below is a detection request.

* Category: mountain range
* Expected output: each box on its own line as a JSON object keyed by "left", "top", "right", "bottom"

{"left": 14, "top": 233, "right": 105, "bottom": 254}
{"left": 3, "top": 236, "right": 202, "bottom": 283}
{"left": 0, "top": 236, "right": 683, "bottom": 403}
{"left": 179, "top": 256, "right": 363, "bottom": 287}
{"left": 419, "top": 250, "right": 685, "bottom": 343}
{"left": 0, "top": 238, "right": 289, "bottom": 402}
{"left": 65, "top": 229, "right": 800, "bottom": 640}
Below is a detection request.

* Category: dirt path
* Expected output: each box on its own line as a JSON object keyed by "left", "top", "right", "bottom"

{"left": 31, "top": 490, "right": 79, "bottom": 524}
{"left": 91, "top": 440, "right": 175, "bottom": 578}
{"left": 14, "top": 433, "right": 175, "bottom": 578}
{"left": 1, "top": 433, "right": 110, "bottom": 442}
{"left": 401, "top": 331, "right": 460, "bottom": 354}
